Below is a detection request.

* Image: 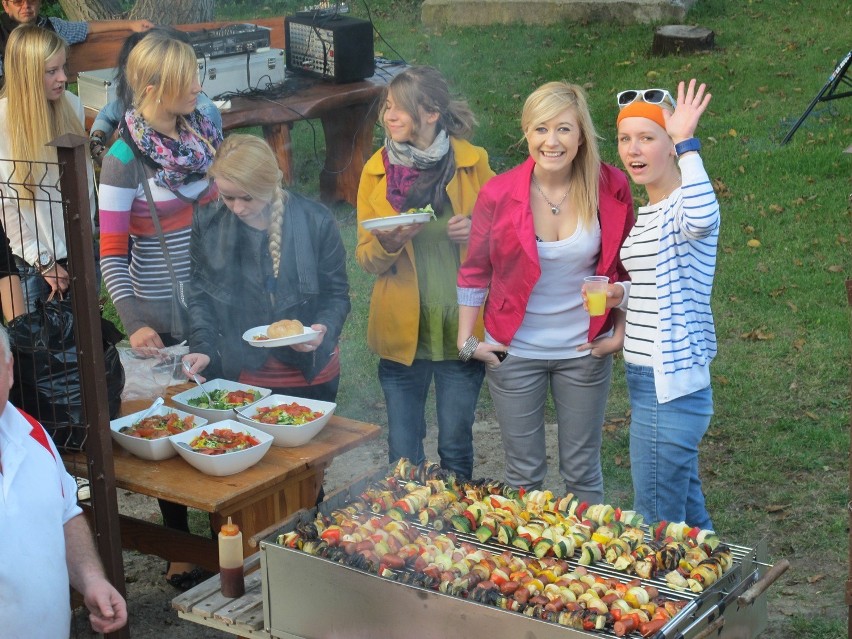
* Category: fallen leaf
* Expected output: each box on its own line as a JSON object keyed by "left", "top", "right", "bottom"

{"left": 729, "top": 128, "right": 738, "bottom": 137}
{"left": 807, "top": 574, "right": 825, "bottom": 584}
{"left": 741, "top": 328, "right": 775, "bottom": 341}
{"left": 744, "top": 225, "right": 755, "bottom": 234}
{"left": 747, "top": 239, "right": 762, "bottom": 248}
{"left": 614, "top": 455, "right": 624, "bottom": 467}
{"left": 756, "top": 262, "right": 768, "bottom": 273}
{"left": 765, "top": 504, "right": 790, "bottom": 513}
{"left": 769, "top": 204, "right": 784, "bottom": 213}
{"left": 713, "top": 374, "right": 729, "bottom": 385}
{"left": 738, "top": 165, "right": 746, "bottom": 174}
{"left": 787, "top": 302, "right": 799, "bottom": 313}
{"left": 827, "top": 265, "right": 843, "bottom": 272}
{"left": 804, "top": 411, "right": 818, "bottom": 421}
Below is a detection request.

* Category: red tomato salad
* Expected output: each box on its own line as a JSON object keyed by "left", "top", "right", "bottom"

{"left": 120, "top": 413, "right": 196, "bottom": 440}
{"left": 252, "top": 402, "right": 323, "bottom": 426}
{"left": 188, "top": 429, "right": 261, "bottom": 455}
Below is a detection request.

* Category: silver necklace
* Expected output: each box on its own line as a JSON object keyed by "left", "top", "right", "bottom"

{"left": 531, "top": 174, "right": 569, "bottom": 215}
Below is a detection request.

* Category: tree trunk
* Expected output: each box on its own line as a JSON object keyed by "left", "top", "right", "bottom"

{"left": 57, "top": 0, "right": 215, "bottom": 23}
{"left": 128, "top": 0, "right": 215, "bottom": 24}
{"left": 58, "top": 0, "right": 125, "bottom": 20}
{"left": 651, "top": 25, "right": 715, "bottom": 57}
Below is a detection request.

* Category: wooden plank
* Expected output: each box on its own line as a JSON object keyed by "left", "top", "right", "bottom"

{"left": 173, "top": 554, "right": 262, "bottom": 612}
{"left": 190, "top": 571, "right": 263, "bottom": 621}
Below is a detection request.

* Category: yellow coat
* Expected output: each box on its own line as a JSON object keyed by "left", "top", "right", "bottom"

{"left": 356, "top": 138, "right": 494, "bottom": 365}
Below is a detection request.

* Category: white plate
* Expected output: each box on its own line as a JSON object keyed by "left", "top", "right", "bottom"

{"left": 360, "top": 212, "right": 432, "bottom": 231}
{"left": 242, "top": 325, "right": 320, "bottom": 348}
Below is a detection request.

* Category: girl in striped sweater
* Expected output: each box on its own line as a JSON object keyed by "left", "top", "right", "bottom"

{"left": 99, "top": 31, "right": 222, "bottom": 352}
{"left": 611, "top": 79, "right": 719, "bottom": 530}
{"left": 98, "top": 31, "right": 222, "bottom": 590}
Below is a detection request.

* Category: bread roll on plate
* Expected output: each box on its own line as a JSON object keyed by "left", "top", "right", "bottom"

{"left": 267, "top": 319, "right": 304, "bottom": 339}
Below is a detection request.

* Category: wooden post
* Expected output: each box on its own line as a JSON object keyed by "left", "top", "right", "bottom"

{"left": 651, "top": 25, "right": 715, "bottom": 57}
{"left": 52, "top": 134, "right": 130, "bottom": 639}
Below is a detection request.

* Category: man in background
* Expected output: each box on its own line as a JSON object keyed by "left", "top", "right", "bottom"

{"left": 0, "top": 325, "right": 127, "bottom": 636}
{"left": 0, "top": 0, "right": 153, "bottom": 76}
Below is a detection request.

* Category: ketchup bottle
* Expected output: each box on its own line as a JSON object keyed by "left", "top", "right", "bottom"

{"left": 218, "top": 516, "right": 245, "bottom": 598}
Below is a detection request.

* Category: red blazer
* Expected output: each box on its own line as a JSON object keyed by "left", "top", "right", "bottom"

{"left": 458, "top": 157, "right": 634, "bottom": 345}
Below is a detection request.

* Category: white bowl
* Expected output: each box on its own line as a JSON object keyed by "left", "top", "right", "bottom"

{"left": 170, "top": 379, "right": 272, "bottom": 424}
{"left": 169, "top": 420, "right": 273, "bottom": 476}
{"left": 110, "top": 406, "right": 208, "bottom": 461}
{"left": 234, "top": 394, "right": 336, "bottom": 447}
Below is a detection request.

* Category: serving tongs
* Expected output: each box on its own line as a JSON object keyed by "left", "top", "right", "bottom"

{"left": 183, "top": 360, "right": 213, "bottom": 404}
{"left": 137, "top": 396, "right": 165, "bottom": 421}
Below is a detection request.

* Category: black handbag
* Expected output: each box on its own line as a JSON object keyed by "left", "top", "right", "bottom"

{"left": 8, "top": 297, "right": 125, "bottom": 451}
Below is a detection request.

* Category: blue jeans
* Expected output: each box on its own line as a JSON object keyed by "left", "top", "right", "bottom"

{"left": 379, "top": 358, "right": 485, "bottom": 479}
{"left": 625, "top": 362, "right": 714, "bottom": 530}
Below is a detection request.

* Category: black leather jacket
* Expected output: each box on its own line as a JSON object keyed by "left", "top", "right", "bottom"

{"left": 187, "top": 191, "right": 350, "bottom": 383}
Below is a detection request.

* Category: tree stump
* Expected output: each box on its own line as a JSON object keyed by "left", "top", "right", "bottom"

{"left": 651, "top": 25, "right": 715, "bottom": 57}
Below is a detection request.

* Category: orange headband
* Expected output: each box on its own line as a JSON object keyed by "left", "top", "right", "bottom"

{"left": 616, "top": 101, "right": 667, "bottom": 129}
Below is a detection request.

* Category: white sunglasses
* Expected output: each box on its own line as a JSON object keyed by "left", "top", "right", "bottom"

{"left": 617, "top": 89, "right": 676, "bottom": 110}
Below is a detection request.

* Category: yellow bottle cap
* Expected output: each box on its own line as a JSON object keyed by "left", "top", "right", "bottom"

{"left": 221, "top": 516, "right": 240, "bottom": 536}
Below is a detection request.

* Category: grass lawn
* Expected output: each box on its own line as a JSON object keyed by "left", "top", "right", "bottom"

{"left": 106, "top": 0, "right": 850, "bottom": 635}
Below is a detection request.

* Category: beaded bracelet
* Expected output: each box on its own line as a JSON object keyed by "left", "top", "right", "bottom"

{"left": 458, "top": 336, "right": 480, "bottom": 362}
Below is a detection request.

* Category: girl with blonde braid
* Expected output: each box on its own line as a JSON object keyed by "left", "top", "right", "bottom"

{"left": 183, "top": 134, "right": 350, "bottom": 402}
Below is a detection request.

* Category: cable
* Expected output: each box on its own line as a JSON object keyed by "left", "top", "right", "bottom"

{"left": 359, "top": 0, "right": 406, "bottom": 65}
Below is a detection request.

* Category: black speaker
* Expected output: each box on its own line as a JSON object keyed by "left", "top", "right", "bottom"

{"left": 285, "top": 15, "right": 374, "bottom": 83}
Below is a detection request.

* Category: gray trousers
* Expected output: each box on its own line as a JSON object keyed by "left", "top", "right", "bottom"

{"left": 486, "top": 353, "right": 612, "bottom": 504}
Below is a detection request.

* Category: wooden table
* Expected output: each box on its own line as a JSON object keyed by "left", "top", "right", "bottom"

{"left": 64, "top": 384, "right": 380, "bottom": 571}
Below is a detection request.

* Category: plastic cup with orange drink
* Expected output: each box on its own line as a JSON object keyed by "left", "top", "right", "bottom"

{"left": 583, "top": 276, "right": 609, "bottom": 317}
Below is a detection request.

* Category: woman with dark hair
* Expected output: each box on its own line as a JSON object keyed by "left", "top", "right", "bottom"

{"left": 356, "top": 66, "right": 494, "bottom": 480}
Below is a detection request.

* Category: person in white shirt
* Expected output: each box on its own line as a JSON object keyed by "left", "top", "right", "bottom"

{"left": 0, "top": 324, "right": 127, "bottom": 636}
{"left": 0, "top": 25, "right": 96, "bottom": 311}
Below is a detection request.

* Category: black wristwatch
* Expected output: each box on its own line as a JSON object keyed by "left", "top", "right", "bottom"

{"left": 36, "top": 250, "right": 55, "bottom": 274}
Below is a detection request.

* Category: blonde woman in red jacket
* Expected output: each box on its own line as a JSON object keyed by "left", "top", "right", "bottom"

{"left": 457, "top": 82, "right": 633, "bottom": 502}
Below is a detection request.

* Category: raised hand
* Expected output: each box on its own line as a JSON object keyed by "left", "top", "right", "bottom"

{"left": 663, "top": 79, "right": 712, "bottom": 144}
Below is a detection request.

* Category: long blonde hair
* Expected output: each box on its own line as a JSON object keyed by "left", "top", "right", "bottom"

{"left": 208, "top": 134, "right": 287, "bottom": 277}
{"left": 126, "top": 31, "right": 198, "bottom": 114}
{"left": 521, "top": 82, "right": 601, "bottom": 228}
{"left": 2, "top": 25, "right": 84, "bottom": 163}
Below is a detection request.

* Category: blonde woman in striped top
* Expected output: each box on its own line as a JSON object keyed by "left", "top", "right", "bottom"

{"left": 612, "top": 79, "right": 718, "bottom": 530}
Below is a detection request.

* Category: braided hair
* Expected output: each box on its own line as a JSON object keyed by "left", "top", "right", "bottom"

{"left": 207, "top": 134, "right": 288, "bottom": 276}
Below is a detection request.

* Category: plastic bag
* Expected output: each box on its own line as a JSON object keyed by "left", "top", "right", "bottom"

{"left": 8, "top": 298, "right": 125, "bottom": 451}
{"left": 118, "top": 342, "right": 189, "bottom": 402}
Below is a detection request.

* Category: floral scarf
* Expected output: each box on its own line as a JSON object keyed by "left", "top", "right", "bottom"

{"left": 124, "top": 108, "right": 223, "bottom": 190}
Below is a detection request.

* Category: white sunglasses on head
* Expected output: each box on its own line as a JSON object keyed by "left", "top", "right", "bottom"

{"left": 617, "top": 89, "right": 676, "bottom": 110}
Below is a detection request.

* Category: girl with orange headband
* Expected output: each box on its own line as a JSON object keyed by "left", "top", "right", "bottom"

{"left": 609, "top": 79, "right": 719, "bottom": 529}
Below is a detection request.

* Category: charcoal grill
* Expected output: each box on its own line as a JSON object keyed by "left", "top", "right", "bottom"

{"left": 260, "top": 472, "right": 787, "bottom": 639}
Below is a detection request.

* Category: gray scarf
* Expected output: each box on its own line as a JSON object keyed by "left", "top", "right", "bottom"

{"left": 384, "top": 130, "right": 450, "bottom": 169}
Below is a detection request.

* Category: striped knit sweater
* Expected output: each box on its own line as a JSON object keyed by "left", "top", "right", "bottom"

{"left": 620, "top": 153, "right": 719, "bottom": 403}
{"left": 98, "top": 138, "right": 217, "bottom": 337}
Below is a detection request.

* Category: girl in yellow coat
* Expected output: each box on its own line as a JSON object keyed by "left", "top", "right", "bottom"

{"left": 356, "top": 66, "right": 494, "bottom": 479}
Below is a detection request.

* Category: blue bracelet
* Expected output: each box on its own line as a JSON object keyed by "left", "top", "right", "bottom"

{"left": 675, "top": 137, "right": 701, "bottom": 156}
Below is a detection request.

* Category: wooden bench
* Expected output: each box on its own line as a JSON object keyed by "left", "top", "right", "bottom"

{"left": 66, "top": 17, "right": 397, "bottom": 205}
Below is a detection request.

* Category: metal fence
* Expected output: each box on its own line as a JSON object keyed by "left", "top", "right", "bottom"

{"left": 0, "top": 135, "right": 129, "bottom": 639}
